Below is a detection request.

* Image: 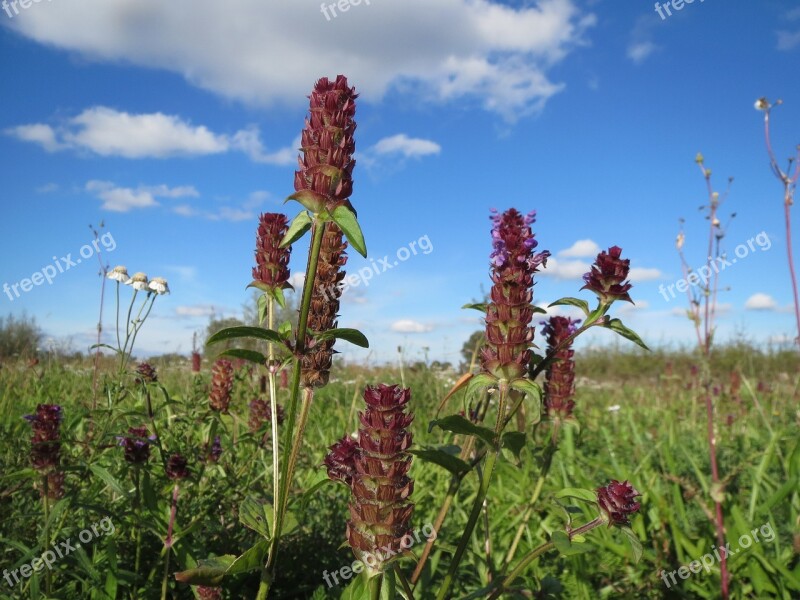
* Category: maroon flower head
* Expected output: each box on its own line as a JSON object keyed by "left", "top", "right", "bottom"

{"left": 581, "top": 246, "right": 633, "bottom": 304}
{"left": 191, "top": 351, "right": 202, "bottom": 373}
{"left": 166, "top": 453, "right": 190, "bottom": 481}
{"left": 24, "top": 404, "right": 62, "bottom": 471}
{"left": 209, "top": 359, "right": 234, "bottom": 412}
{"left": 118, "top": 426, "right": 154, "bottom": 464}
{"left": 342, "top": 385, "right": 414, "bottom": 570}
{"left": 294, "top": 75, "right": 358, "bottom": 213}
{"left": 481, "top": 209, "right": 549, "bottom": 380}
{"left": 248, "top": 398, "right": 285, "bottom": 435}
{"left": 196, "top": 587, "right": 221, "bottom": 600}
{"left": 596, "top": 480, "right": 641, "bottom": 526}
{"left": 135, "top": 362, "right": 158, "bottom": 384}
{"left": 324, "top": 435, "right": 359, "bottom": 486}
{"left": 542, "top": 317, "right": 580, "bottom": 421}
{"left": 252, "top": 212, "right": 292, "bottom": 290}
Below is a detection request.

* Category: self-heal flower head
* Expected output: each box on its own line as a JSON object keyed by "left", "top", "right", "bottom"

{"left": 125, "top": 272, "right": 149, "bottom": 291}
{"left": 542, "top": 316, "right": 580, "bottom": 422}
{"left": 596, "top": 480, "right": 641, "bottom": 526}
{"left": 135, "top": 362, "right": 158, "bottom": 384}
{"left": 205, "top": 436, "right": 223, "bottom": 464}
{"left": 324, "top": 434, "right": 359, "bottom": 486}
{"left": 252, "top": 212, "right": 292, "bottom": 290}
{"left": 148, "top": 277, "right": 170, "bottom": 295}
{"left": 118, "top": 426, "right": 155, "bottom": 464}
{"left": 343, "top": 385, "right": 415, "bottom": 572}
{"left": 294, "top": 75, "right": 358, "bottom": 213}
{"left": 482, "top": 208, "right": 550, "bottom": 380}
{"left": 24, "top": 404, "right": 63, "bottom": 471}
{"left": 209, "top": 359, "right": 234, "bottom": 412}
{"left": 581, "top": 246, "right": 633, "bottom": 304}
{"left": 166, "top": 453, "right": 190, "bottom": 481}
{"left": 107, "top": 265, "right": 129, "bottom": 282}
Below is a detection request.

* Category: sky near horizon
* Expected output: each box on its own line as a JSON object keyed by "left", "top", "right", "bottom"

{"left": 1, "top": 0, "right": 799, "bottom": 365}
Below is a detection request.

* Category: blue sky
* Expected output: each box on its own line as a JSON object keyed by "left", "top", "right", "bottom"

{"left": 1, "top": 0, "right": 798, "bottom": 364}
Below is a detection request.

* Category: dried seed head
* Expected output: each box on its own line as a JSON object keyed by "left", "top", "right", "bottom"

{"left": 209, "top": 359, "right": 234, "bottom": 412}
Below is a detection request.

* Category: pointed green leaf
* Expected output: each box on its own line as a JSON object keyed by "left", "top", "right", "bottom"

{"left": 604, "top": 318, "right": 649, "bottom": 350}
{"left": 429, "top": 415, "right": 496, "bottom": 447}
{"left": 549, "top": 297, "right": 591, "bottom": 317}
{"left": 555, "top": 488, "right": 598, "bottom": 503}
{"left": 174, "top": 555, "right": 236, "bottom": 586}
{"left": 619, "top": 526, "right": 643, "bottom": 564}
{"left": 552, "top": 530, "right": 573, "bottom": 555}
{"left": 331, "top": 205, "right": 367, "bottom": 257}
{"left": 466, "top": 372, "right": 497, "bottom": 402}
{"left": 281, "top": 210, "right": 313, "bottom": 247}
{"left": 207, "top": 326, "right": 283, "bottom": 346}
{"left": 409, "top": 446, "right": 472, "bottom": 478}
{"left": 219, "top": 349, "right": 267, "bottom": 366}
{"left": 89, "top": 465, "right": 129, "bottom": 499}
{"left": 257, "top": 293, "right": 269, "bottom": 326}
{"left": 315, "top": 328, "right": 369, "bottom": 348}
{"left": 501, "top": 431, "right": 526, "bottom": 462}
{"left": 239, "top": 497, "right": 273, "bottom": 540}
{"left": 461, "top": 303, "right": 488, "bottom": 313}
{"left": 285, "top": 191, "right": 326, "bottom": 214}
{"left": 271, "top": 286, "right": 287, "bottom": 310}
{"left": 225, "top": 540, "right": 270, "bottom": 576}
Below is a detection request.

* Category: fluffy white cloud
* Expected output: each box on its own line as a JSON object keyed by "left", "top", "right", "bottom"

{"left": 7, "top": 107, "right": 295, "bottom": 164}
{"left": 540, "top": 257, "right": 590, "bottom": 280}
{"left": 391, "top": 319, "right": 433, "bottom": 333}
{"left": 86, "top": 180, "right": 198, "bottom": 212}
{"left": 558, "top": 239, "right": 600, "bottom": 258}
{"left": 745, "top": 293, "right": 777, "bottom": 311}
{"left": 627, "top": 41, "right": 657, "bottom": 64}
{"left": 629, "top": 267, "right": 663, "bottom": 282}
{"left": 5, "top": 0, "right": 595, "bottom": 122}
{"left": 371, "top": 134, "right": 441, "bottom": 158}
{"left": 175, "top": 305, "right": 217, "bottom": 318}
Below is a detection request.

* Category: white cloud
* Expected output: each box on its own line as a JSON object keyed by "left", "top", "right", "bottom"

{"left": 629, "top": 267, "right": 663, "bottom": 282}
{"left": 391, "top": 319, "right": 433, "bottom": 333}
{"left": 558, "top": 239, "right": 599, "bottom": 258}
{"left": 5, "top": 0, "right": 595, "bottom": 122}
{"left": 7, "top": 107, "right": 295, "bottom": 164}
{"left": 86, "top": 180, "right": 198, "bottom": 212}
{"left": 627, "top": 41, "right": 657, "bottom": 64}
{"left": 540, "top": 256, "right": 590, "bottom": 280}
{"left": 777, "top": 30, "right": 800, "bottom": 51}
{"left": 175, "top": 305, "right": 217, "bottom": 318}
{"left": 372, "top": 134, "right": 441, "bottom": 158}
{"left": 745, "top": 293, "right": 777, "bottom": 311}
{"left": 36, "top": 183, "right": 59, "bottom": 193}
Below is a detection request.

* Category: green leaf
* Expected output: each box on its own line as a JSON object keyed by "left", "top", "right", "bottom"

{"left": 549, "top": 297, "right": 591, "bottom": 317}
{"left": 239, "top": 497, "right": 273, "bottom": 540}
{"left": 281, "top": 210, "right": 313, "bottom": 247}
{"left": 409, "top": 446, "right": 471, "bottom": 477}
{"left": 461, "top": 303, "right": 488, "bottom": 313}
{"left": 618, "top": 526, "right": 643, "bottom": 564}
{"left": 278, "top": 320, "right": 293, "bottom": 338}
{"left": 89, "top": 465, "right": 129, "bottom": 499}
{"left": 207, "top": 326, "right": 283, "bottom": 346}
{"left": 510, "top": 378, "right": 541, "bottom": 424}
{"left": 501, "top": 431, "right": 526, "bottom": 462}
{"left": 466, "top": 372, "right": 497, "bottom": 402}
{"left": 285, "top": 190, "right": 326, "bottom": 214}
{"left": 257, "top": 293, "right": 268, "bottom": 326}
{"left": 271, "top": 286, "right": 287, "bottom": 310}
{"left": 340, "top": 571, "right": 370, "bottom": 600}
{"left": 555, "top": 488, "right": 598, "bottom": 503}
{"left": 552, "top": 530, "right": 573, "bottom": 555}
{"left": 225, "top": 539, "right": 270, "bottom": 576}
{"left": 89, "top": 343, "right": 119, "bottom": 354}
{"left": 315, "top": 328, "right": 369, "bottom": 348}
{"left": 429, "top": 415, "right": 496, "bottom": 447}
{"left": 219, "top": 349, "right": 267, "bottom": 366}
{"left": 174, "top": 555, "right": 236, "bottom": 586}
{"left": 603, "top": 318, "right": 649, "bottom": 350}
{"left": 331, "top": 205, "right": 367, "bottom": 258}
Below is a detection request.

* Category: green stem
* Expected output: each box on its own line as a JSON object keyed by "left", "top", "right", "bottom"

{"left": 369, "top": 573, "right": 384, "bottom": 600}
{"left": 267, "top": 297, "right": 280, "bottom": 549}
{"left": 133, "top": 467, "right": 142, "bottom": 599}
{"left": 256, "top": 220, "right": 326, "bottom": 600}
{"left": 435, "top": 387, "right": 507, "bottom": 600}
{"left": 124, "top": 294, "right": 157, "bottom": 373}
{"left": 42, "top": 477, "right": 52, "bottom": 596}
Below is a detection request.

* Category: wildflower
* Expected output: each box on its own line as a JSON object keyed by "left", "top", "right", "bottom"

{"left": 581, "top": 246, "right": 633, "bottom": 305}
{"left": 324, "top": 435, "right": 358, "bottom": 486}
{"left": 107, "top": 265, "right": 129, "bottom": 282}
{"left": 209, "top": 359, "right": 234, "bottom": 412}
{"left": 326, "top": 385, "right": 415, "bottom": 571}
{"left": 24, "top": 404, "right": 62, "bottom": 471}
{"left": 542, "top": 316, "right": 580, "bottom": 422}
{"left": 125, "top": 272, "right": 149, "bottom": 291}
{"left": 248, "top": 398, "right": 285, "bottom": 433}
{"left": 135, "top": 362, "right": 158, "bottom": 384}
{"left": 482, "top": 209, "right": 549, "bottom": 380}
{"left": 204, "top": 436, "right": 222, "bottom": 463}
{"left": 45, "top": 471, "right": 65, "bottom": 500}
{"left": 118, "top": 426, "right": 154, "bottom": 464}
{"left": 191, "top": 351, "right": 201, "bottom": 373}
{"left": 596, "top": 480, "right": 641, "bottom": 526}
{"left": 196, "top": 587, "right": 221, "bottom": 600}
{"left": 166, "top": 453, "right": 190, "bottom": 481}
{"left": 294, "top": 75, "right": 358, "bottom": 213}
{"left": 301, "top": 225, "right": 348, "bottom": 388}
{"left": 252, "top": 213, "right": 292, "bottom": 290}
{"left": 148, "top": 277, "right": 170, "bottom": 295}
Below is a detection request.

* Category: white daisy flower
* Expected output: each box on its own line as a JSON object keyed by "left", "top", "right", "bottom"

{"left": 125, "top": 272, "right": 149, "bottom": 291}
{"left": 148, "top": 277, "right": 170, "bottom": 295}
{"left": 107, "top": 265, "right": 129, "bottom": 282}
